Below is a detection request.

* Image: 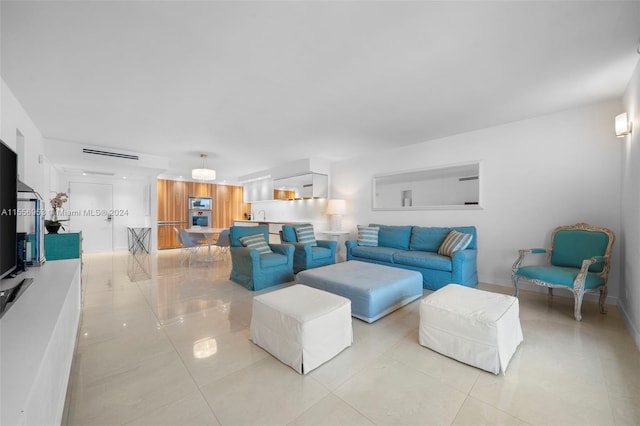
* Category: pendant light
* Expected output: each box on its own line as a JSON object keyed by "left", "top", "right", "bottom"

{"left": 192, "top": 154, "right": 216, "bottom": 181}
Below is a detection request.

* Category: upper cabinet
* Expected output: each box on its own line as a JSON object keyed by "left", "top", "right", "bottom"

{"left": 273, "top": 173, "right": 328, "bottom": 200}
{"left": 243, "top": 178, "right": 274, "bottom": 202}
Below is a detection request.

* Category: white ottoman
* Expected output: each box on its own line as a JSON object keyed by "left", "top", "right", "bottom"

{"left": 419, "top": 284, "right": 523, "bottom": 374}
{"left": 250, "top": 284, "right": 353, "bottom": 374}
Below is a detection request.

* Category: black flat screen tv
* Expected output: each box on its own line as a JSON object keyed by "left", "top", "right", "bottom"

{"left": 0, "top": 139, "right": 18, "bottom": 280}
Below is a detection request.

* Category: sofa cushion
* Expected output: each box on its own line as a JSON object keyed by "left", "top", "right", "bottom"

{"left": 294, "top": 224, "right": 317, "bottom": 246}
{"left": 410, "top": 226, "right": 478, "bottom": 251}
{"left": 311, "top": 246, "right": 333, "bottom": 260}
{"left": 239, "top": 233, "right": 273, "bottom": 254}
{"left": 357, "top": 225, "right": 379, "bottom": 247}
{"left": 370, "top": 224, "right": 412, "bottom": 250}
{"left": 351, "top": 246, "right": 401, "bottom": 263}
{"left": 281, "top": 225, "right": 298, "bottom": 243}
{"left": 260, "top": 251, "right": 289, "bottom": 267}
{"left": 451, "top": 226, "right": 478, "bottom": 250}
{"left": 438, "top": 230, "right": 473, "bottom": 257}
{"left": 393, "top": 251, "right": 453, "bottom": 272}
{"left": 551, "top": 229, "right": 609, "bottom": 272}
{"left": 516, "top": 265, "right": 604, "bottom": 289}
{"left": 410, "top": 227, "right": 451, "bottom": 252}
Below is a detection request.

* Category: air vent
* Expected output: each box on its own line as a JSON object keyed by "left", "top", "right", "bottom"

{"left": 82, "top": 170, "right": 115, "bottom": 176}
{"left": 82, "top": 148, "right": 139, "bottom": 160}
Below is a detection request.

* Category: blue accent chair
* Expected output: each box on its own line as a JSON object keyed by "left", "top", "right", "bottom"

{"left": 229, "top": 225, "right": 295, "bottom": 291}
{"left": 280, "top": 224, "right": 337, "bottom": 274}
{"left": 512, "top": 223, "right": 615, "bottom": 321}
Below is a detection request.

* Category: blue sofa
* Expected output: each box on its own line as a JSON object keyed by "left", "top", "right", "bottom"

{"left": 345, "top": 225, "right": 478, "bottom": 290}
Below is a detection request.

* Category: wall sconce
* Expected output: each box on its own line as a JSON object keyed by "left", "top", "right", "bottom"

{"left": 615, "top": 112, "right": 632, "bottom": 137}
{"left": 326, "top": 199, "right": 346, "bottom": 231}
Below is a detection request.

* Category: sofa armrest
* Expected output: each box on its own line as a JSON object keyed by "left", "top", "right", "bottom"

{"left": 287, "top": 241, "right": 307, "bottom": 250}
{"left": 230, "top": 246, "right": 261, "bottom": 272}
{"left": 451, "top": 249, "right": 478, "bottom": 286}
{"left": 270, "top": 243, "right": 295, "bottom": 260}
{"left": 512, "top": 248, "right": 547, "bottom": 271}
{"left": 345, "top": 240, "right": 358, "bottom": 260}
{"left": 317, "top": 240, "right": 337, "bottom": 253}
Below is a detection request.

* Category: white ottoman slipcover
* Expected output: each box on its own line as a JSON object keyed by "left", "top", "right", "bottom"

{"left": 250, "top": 284, "right": 353, "bottom": 374}
{"left": 419, "top": 284, "right": 523, "bottom": 374}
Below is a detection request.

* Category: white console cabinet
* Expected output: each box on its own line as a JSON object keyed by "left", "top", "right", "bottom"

{"left": 0, "top": 259, "right": 81, "bottom": 426}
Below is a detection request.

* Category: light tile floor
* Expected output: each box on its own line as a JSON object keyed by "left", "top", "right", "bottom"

{"left": 63, "top": 250, "right": 640, "bottom": 426}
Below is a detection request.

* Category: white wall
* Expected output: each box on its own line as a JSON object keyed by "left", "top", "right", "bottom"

{"left": 42, "top": 138, "right": 163, "bottom": 252}
{"left": 250, "top": 199, "right": 332, "bottom": 230}
{"left": 331, "top": 100, "right": 622, "bottom": 303}
{"left": 57, "top": 173, "right": 156, "bottom": 252}
{"left": 45, "top": 138, "right": 169, "bottom": 175}
{"left": 1, "top": 79, "right": 46, "bottom": 193}
{"left": 1, "top": 77, "right": 60, "bottom": 259}
{"left": 620, "top": 59, "right": 640, "bottom": 349}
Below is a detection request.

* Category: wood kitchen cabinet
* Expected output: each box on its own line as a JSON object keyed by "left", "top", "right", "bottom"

{"left": 157, "top": 179, "right": 189, "bottom": 223}
{"left": 157, "top": 179, "right": 250, "bottom": 249}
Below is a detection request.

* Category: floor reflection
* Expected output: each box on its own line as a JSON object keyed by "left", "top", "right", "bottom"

{"left": 63, "top": 250, "right": 640, "bottom": 426}
{"left": 127, "top": 251, "right": 151, "bottom": 282}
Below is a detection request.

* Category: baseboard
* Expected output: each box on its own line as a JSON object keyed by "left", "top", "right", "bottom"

{"left": 479, "top": 281, "right": 619, "bottom": 306}
{"left": 617, "top": 301, "right": 640, "bottom": 352}
{"left": 482, "top": 281, "right": 640, "bottom": 351}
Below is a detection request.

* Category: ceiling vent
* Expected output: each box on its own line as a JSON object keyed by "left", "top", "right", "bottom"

{"left": 82, "top": 148, "right": 139, "bottom": 160}
{"left": 82, "top": 170, "right": 116, "bottom": 176}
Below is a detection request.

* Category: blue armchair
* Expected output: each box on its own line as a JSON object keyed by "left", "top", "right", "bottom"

{"left": 512, "top": 223, "right": 615, "bottom": 321}
{"left": 280, "top": 224, "right": 337, "bottom": 274}
{"left": 229, "top": 225, "right": 295, "bottom": 291}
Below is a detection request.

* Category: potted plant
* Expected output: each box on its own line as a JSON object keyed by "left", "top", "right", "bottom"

{"left": 45, "top": 192, "right": 69, "bottom": 234}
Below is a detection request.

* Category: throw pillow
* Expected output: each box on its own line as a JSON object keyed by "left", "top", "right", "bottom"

{"left": 239, "top": 233, "right": 273, "bottom": 254}
{"left": 357, "top": 225, "right": 379, "bottom": 247}
{"left": 294, "top": 224, "right": 317, "bottom": 246}
{"left": 437, "top": 230, "right": 473, "bottom": 257}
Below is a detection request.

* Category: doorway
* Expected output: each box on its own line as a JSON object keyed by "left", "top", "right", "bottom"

{"left": 69, "top": 182, "right": 113, "bottom": 252}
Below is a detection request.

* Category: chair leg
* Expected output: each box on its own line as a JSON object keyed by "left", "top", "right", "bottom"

{"left": 599, "top": 287, "right": 608, "bottom": 315}
{"left": 179, "top": 248, "right": 189, "bottom": 265}
{"left": 185, "top": 246, "right": 198, "bottom": 267}
{"left": 512, "top": 275, "right": 520, "bottom": 297}
{"left": 573, "top": 289, "right": 584, "bottom": 321}
{"left": 548, "top": 288, "right": 554, "bottom": 297}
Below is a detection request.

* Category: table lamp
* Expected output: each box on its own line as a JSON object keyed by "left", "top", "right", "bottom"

{"left": 326, "top": 199, "right": 346, "bottom": 231}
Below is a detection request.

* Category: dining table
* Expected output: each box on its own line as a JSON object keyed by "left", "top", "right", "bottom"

{"left": 185, "top": 227, "right": 228, "bottom": 259}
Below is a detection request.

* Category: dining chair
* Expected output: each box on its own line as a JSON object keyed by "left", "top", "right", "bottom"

{"left": 179, "top": 229, "right": 206, "bottom": 266}
{"left": 214, "top": 229, "right": 230, "bottom": 258}
{"left": 174, "top": 227, "right": 192, "bottom": 265}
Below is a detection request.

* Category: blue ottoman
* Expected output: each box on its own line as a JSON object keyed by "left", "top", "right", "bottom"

{"left": 296, "top": 260, "right": 423, "bottom": 323}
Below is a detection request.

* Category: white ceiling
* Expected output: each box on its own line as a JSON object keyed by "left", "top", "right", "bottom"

{"left": 2, "top": 1, "right": 640, "bottom": 182}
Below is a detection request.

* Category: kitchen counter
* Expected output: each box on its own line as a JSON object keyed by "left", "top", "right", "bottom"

{"left": 233, "top": 220, "right": 308, "bottom": 244}
{"left": 234, "top": 220, "right": 307, "bottom": 225}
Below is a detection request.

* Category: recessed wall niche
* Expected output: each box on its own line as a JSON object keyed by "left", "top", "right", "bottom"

{"left": 372, "top": 162, "right": 481, "bottom": 210}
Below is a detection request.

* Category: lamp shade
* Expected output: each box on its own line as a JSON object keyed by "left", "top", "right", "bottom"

{"left": 615, "top": 112, "right": 632, "bottom": 137}
{"left": 192, "top": 168, "right": 216, "bottom": 180}
{"left": 326, "top": 199, "right": 346, "bottom": 215}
